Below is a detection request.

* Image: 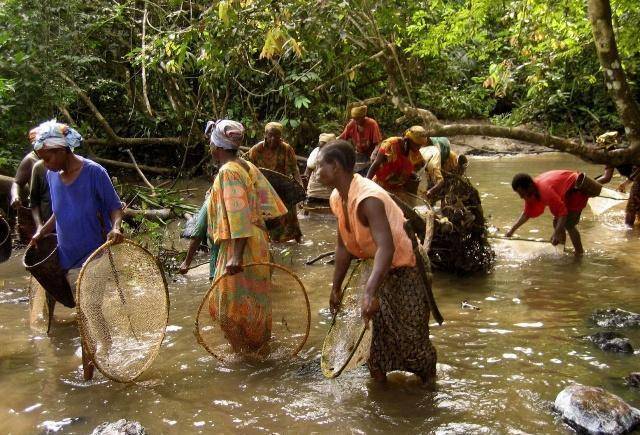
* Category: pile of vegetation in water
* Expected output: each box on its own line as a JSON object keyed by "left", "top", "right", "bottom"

{"left": 429, "top": 174, "right": 495, "bottom": 275}
{"left": 115, "top": 182, "right": 201, "bottom": 274}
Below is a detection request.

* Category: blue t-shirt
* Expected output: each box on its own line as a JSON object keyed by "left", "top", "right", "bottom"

{"left": 47, "top": 158, "right": 122, "bottom": 270}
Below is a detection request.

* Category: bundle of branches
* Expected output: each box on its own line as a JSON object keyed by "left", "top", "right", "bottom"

{"left": 115, "top": 183, "right": 202, "bottom": 273}
{"left": 428, "top": 174, "right": 495, "bottom": 275}
{"left": 118, "top": 184, "right": 200, "bottom": 225}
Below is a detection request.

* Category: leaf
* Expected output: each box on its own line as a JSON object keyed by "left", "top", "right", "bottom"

{"left": 289, "top": 119, "right": 300, "bottom": 128}
{"left": 294, "top": 96, "right": 310, "bottom": 109}
{"left": 218, "top": 1, "right": 230, "bottom": 26}
{"left": 287, "top": 38, "right": 303, "bottom": 57}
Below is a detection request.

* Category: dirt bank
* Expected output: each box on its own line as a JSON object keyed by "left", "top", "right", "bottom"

{"left": 449, "top": 134, "right": 554, "bottom": 156}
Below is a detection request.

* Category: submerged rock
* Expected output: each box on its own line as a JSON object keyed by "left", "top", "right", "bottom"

{"left": 91, "top": 420, "right": 145, "bottom": 435}
{"left": 554, "top": 384, "right": 640, "bottom": 434}
{"left": 584, "top": 331, "right": 634, "bottom": 354}
{"left": 591, "top": 309, "right": 640, "bottom": 329}
{"left": 625, "top": 373, "right": 640, "bottom": 388}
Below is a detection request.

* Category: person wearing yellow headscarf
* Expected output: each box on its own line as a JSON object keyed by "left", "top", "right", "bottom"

{"left": 246, "top": 122, "right": 303, "bottom": 243}
{"left": 339, "top": 105, "right": 383, "bottom": 175}
{"left": 365, "top": 126, "right": 426, "bottom": 192}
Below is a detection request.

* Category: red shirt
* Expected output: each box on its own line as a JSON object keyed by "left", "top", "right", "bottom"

{"left": 339, "top": 117, "right": 382, "bottom": 155}
{"left": 372, "top": 137, "right": 423, "bottom": 191}
{"left": 523, "top": 170, "right": 588, "bottom": 218}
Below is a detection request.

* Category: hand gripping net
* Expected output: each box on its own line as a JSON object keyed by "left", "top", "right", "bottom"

{"left": 76, "top": 239, "right": 169, "bottom": 383}
{"left": 321, "top": 259, "right": 374, "bottom": 378}
{"left": 195, "top": 262, "right": 310, "bottom": 362}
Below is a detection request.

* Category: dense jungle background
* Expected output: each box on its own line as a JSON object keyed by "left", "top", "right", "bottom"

{"left": 1, "top": 0, "right": 639, "bottom": 174}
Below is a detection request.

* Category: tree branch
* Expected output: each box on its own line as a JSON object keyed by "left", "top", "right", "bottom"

{"left": 587, "top": 0, "right": 640, "bottom": 152}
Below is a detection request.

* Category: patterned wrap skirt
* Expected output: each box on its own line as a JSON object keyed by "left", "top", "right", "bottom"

{"left": 368, "top": 262, "right": 437, "bottom": 382}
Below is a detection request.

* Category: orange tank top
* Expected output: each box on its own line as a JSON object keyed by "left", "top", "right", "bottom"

{"left": 329, "top": 174, "right": 416, "bottom": 268}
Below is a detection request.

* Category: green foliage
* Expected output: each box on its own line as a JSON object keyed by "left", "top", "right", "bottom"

{"left": 0, "top": 0, "right": 639, "bottom": 174}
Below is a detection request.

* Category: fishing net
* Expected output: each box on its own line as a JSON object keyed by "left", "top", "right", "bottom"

{"left": 321, "top": 259, "right": 373, "bottom": 378}
{"left": 76, "top": 239, "right": 169, "bottom": 383}
{"left": 195, "top": 262, "right": 310, "bottom": 362}
{"left": 490, "top": 237, "right": 564, "bottom": 260}
{"left": 429, "top": 173, "right": 495, "bottom": 275}
{"left": 589, "top": 187, "right": 629, "bottom": 216}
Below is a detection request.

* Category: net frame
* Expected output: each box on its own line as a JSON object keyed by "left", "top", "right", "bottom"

{"left": 321, "top": 260, "right": 371, "bottom": 379}
{"left": 195, "top": 261, "right": 311, "bottom": 362}
{"left": 75, "top": 238, "right": 170, "bottom": 383}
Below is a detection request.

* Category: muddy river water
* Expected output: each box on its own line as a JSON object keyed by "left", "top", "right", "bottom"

{"left": 0, "top": 153, "right": 638, "bottom": 434}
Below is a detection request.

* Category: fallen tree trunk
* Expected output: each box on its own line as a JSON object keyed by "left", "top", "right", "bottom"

{"left": 90, "top": 155, "right": 174, "bottom": 175}
{"left": 344, "top": 4, "right": 640, "bottom": 166}
{"left": 588, "top": 0, "right": 640, "bottom": 152}
{"left": 123, "top": 208, "right": 173, "bottom": 221}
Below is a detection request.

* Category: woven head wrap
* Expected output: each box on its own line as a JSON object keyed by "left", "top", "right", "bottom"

{"left": 205, "top": 119, "right": 245, "bottom": 150}
{"left": 264, "top": 122, "right": 283, "bottom": 134}
{"left": 32, "top": 119, "right": 83, "bottom": 151}
{"left": 404, "top": 125, "right": 429, "bottom": 147}
{"left": 350, "top": 105, "right": 367, "bottom": 119}
{"left": 318, "top": 133, "right": 336, "bottom": 146}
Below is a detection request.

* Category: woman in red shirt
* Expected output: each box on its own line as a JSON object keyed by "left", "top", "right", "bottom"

{"left": 339, "top": 105, "right": 383, "bottom": 174}
{"left": 365, "top": 126, "right": 426, "bottom": 192}
{"left": 505, "top": 170, "right": 589, "bottom": 255}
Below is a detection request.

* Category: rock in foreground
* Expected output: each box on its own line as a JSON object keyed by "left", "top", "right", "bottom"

{"left": 554, "top": 384, "right": 640, "bottom": 434}
{"left": 91, "top": 420, "right": 145, "bottom": 435}
{"left": 584, "top": 331, "right": 634, "bottom": 354}
{"left": 591, "top": 309, "right": 640, "bottom": 328}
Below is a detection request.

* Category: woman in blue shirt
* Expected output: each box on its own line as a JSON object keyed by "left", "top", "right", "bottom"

{"left": 30, "top": 120, "right": 124, "bottom": 380}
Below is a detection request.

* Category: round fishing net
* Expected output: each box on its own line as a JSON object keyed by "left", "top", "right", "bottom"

{"left": 321, "top": 259, "right": 373, "bottom": 378}
{"left": 76, "top": 239, "right": 169, "bottom": 383}
{"left": 589, "top": 187, "right": 629, "bottom": 216}
{"left": 196, "top": 262, "right": 310, "bottom": 362}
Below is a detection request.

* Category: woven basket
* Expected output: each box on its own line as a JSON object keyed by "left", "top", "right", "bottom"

{"left": 23, "top": 234, "right": 75, "bottom": 308}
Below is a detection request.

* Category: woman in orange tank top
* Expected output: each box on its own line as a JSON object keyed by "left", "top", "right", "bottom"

{"left": 315, "top": 139, "right": 437, "bottom": 384}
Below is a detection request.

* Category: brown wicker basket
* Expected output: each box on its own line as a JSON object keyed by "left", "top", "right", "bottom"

{"left": 23, "top": 234, "right": 75, "bottom": 308}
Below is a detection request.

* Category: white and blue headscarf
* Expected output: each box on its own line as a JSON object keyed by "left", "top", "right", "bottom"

{"left": 205, "top": 119, "right": 244, "bottom": 150}
{"left": 32, "top": 119, "right": 83, "bottom": 151}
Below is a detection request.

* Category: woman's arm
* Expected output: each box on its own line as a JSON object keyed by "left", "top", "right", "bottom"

{"left": 107, "top": 207, "right": 124, "bottom": 243}
{"left": 596, "top": 166, "right": 614, "bottom": 184}
{"left": 359, "top": 197, "right": 394, "bottom": 322}
{"left": 30, "top": 214, "right": 56, "bottom": 246}
{"left": 226, "top": 237, "right": 248, "bottom": 275}
{"left": 10, "top": 155, "right": 35, "bottom": 208}
{"left": 179, "top": 237, "right": 204, "bottom": 274}
{"left": 366, "top": 152, "right": 386, "bottom": 180}
{"left": 505, "top": 211, "right": 529, "bottom": 237}
{"left": 330, "top": 232, "right": 353, "bottom": 315}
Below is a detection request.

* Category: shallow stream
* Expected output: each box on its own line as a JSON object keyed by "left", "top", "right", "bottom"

{"left": 0, "top": 153, "right": 639, "bottom": 434}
